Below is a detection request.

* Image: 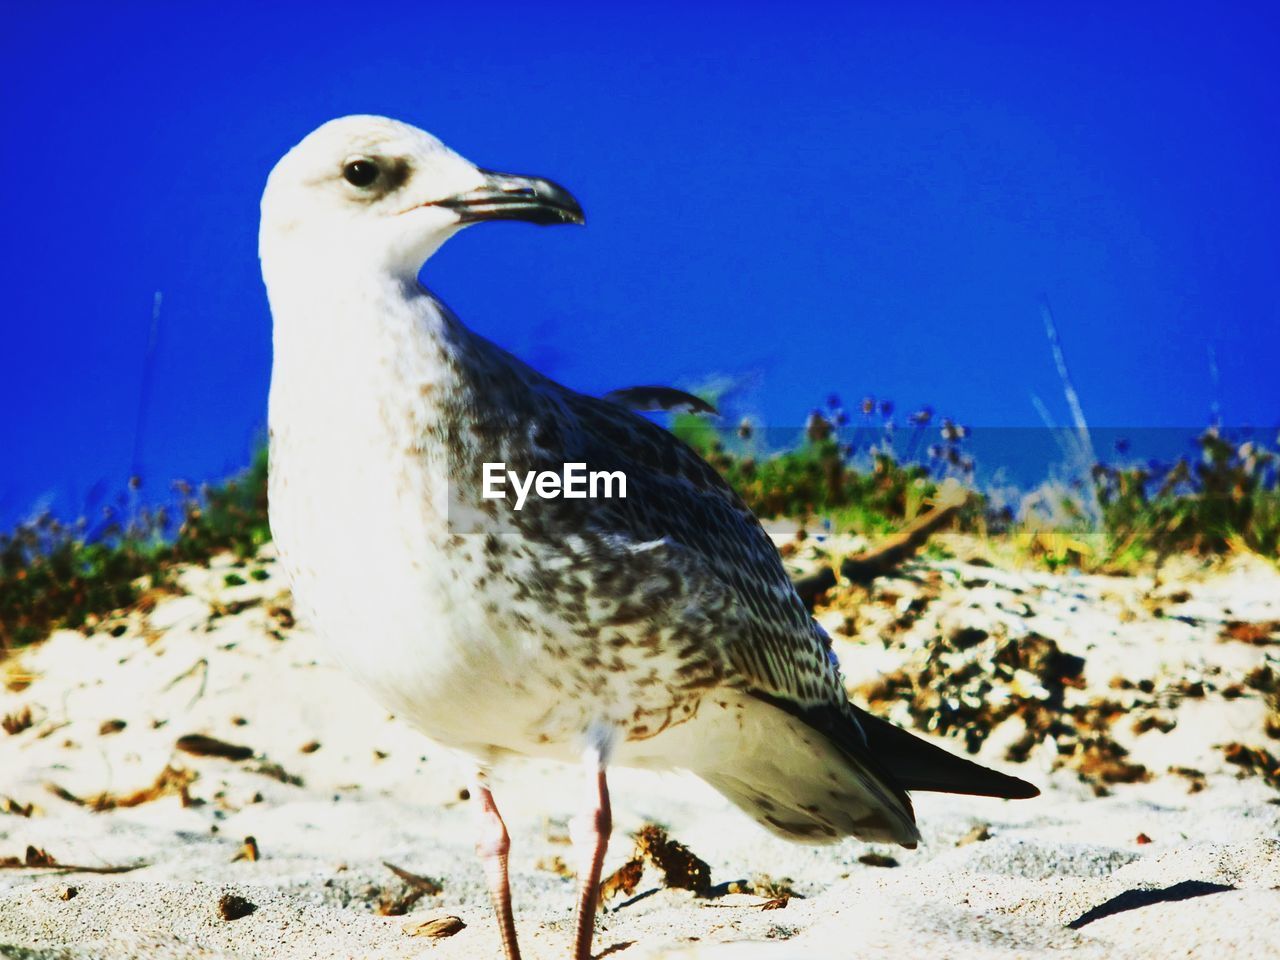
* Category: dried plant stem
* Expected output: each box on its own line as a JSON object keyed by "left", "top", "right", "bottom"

{"left": 1039, "top": 299, "right": 1099, "bottom": 521}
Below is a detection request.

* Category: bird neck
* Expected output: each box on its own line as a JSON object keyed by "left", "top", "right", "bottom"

{"left": 265, "top": 261, "right": 461, "bottom": 430}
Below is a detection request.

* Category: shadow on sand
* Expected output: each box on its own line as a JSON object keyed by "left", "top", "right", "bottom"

{"left": 1067, "top": 880, "right": 1234, "bottom": 929}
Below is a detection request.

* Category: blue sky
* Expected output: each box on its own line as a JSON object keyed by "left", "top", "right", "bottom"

{"left": 3, "top": 1, "right": 1278, "bottom": 524}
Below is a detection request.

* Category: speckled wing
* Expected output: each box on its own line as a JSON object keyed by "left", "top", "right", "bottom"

{"left": 537, "top": 386, "right": 1037, "bottom": 811}
{"left": 550, "top": 389, "right": 847, "bottom": 713}
{"left": 444, "top": 321, "right": 1035, "bottom": 834}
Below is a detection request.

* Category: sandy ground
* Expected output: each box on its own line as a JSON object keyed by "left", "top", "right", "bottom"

{"left": 2, "top": 541, "right": 1278, "bottom": 959}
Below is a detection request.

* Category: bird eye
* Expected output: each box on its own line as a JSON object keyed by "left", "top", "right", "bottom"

{"left": 343, "top": 159, "right": 380, "bottom": 188}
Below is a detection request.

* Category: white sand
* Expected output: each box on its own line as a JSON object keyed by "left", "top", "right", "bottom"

{"left": 2, "top": 544, "right": 1278, "bottom": 959}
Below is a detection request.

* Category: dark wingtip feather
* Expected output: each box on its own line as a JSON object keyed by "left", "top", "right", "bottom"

{"left": 998, "top": 776, "right": 1041, "bottom": 800}
{"left": 852, "top": 704, "right": 1041, "bottom": 800}
{"left": 603, "top": 385, "right": 719, "bottom": 416}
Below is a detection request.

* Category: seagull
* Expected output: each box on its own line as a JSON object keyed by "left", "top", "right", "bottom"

{"left": 260, "top": 115, "right": 1037, "bottom": 960}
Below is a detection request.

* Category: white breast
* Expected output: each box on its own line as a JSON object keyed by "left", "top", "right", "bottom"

{"left": 266, "top": 279, "right": 542, "bottom": 754}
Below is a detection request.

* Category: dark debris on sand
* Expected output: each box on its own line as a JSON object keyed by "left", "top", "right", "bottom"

{"left": 850, "top": 598, "right": 1177, "bottom": 793}
{"left": 216, "top": 893, "right": 256, "bottom": 921}
{"left": 376, "top": 862, "right": 443, "bottom": 916}
{"left": 599, "top": 824, "right": 713, "bottom": 906}
{"left": 402, "top": 915, "right": 465, "bottom": 939}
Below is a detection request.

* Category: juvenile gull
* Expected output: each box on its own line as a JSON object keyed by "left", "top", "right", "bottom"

{"left": 259, "top": 115, "right": 1037, "bottom": 960}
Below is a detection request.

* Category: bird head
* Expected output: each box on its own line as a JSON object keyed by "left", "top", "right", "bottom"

{"left": 260, "top": 115, "right": 584, "bottom": 278}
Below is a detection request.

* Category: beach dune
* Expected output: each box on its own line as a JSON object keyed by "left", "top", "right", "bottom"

{"left": 2, "top": 542, "right": 1278, "bottom": 958}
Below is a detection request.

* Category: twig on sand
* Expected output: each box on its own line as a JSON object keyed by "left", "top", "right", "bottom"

{"left": 45, "top": 763, "right": 197, "bottom": 811}
{"left": 0, "top": 844, "right": 148, "bottom": 875}
{"left": 377, "top": 861, "right": 444, "bottom": 915}
{"left": 383, "top": 861, "right": 443, "bottom": 895}
{"left": 792, "top": 481, "right": 970, "bottom": 606}
{"left": 163, "top": 658, "right": 208, "bottom": 708}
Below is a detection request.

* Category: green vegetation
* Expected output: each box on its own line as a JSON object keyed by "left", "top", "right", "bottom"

{"left": 1094, "top": 429, "right": 1280, "bottom": 564}
{"left": 3, "top": 407, "right": 1277, "bottom": 653}
{"left": 169, "top": 445, "right": 272, "bottom": 564}
{"left": 673, "top": 398, "right": 982, "bottom": 538}
{"left": 675, "top": 419, "right": 951, "bottom": 538}
{"left": 675, "top": 403, "right": 1279, "bottom": 571}
{"left": 0, "top": 447, "right": 269, "bottom": 650}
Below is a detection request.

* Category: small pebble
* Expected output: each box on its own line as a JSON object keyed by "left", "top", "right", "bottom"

{"left": 217, "top": 893, "right": 256, "bottom": 921}
{"left": 403, "top": 916, "right": 465, "bottom": 939}
{"left": 857, "top": 853, "right": 899, "bottom": 868}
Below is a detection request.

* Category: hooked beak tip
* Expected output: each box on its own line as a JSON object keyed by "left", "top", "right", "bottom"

{"left": 435, "top": 169, "right": 584, "bottom": 227}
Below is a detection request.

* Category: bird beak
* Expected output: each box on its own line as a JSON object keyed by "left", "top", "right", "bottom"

{"left": 433, "top": 169, "right": 585, "bottom": 226}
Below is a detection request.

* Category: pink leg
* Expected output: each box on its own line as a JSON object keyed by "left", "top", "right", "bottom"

{"left": 472, "top": 779, "right": 522, "bottom": 960}
{"left": 570, "top": 756, "right": 612, "bottom": 960}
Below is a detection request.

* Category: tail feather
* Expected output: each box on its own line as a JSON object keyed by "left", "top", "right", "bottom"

{"left": 672, "top": 691, "right": 1037, "bottom": 851}
{"left": 682, "top": 691, "right": 920, "bottom": 847}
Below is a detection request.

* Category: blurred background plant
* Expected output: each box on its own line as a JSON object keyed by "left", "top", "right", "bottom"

{"left": 3, "top": 409, "right": 1277, "bottom": 653}
{"left": 1093, "top": 428, "right": 1280, "bottom": 563}
{"left": 673, "top": 396, "right": 1279, "bottom": 574}
{"left": 672, "top": 394, "right": 980, "bottom": 539}
{"left": 1, "top": 448, "right": 269, "bottom": 650}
